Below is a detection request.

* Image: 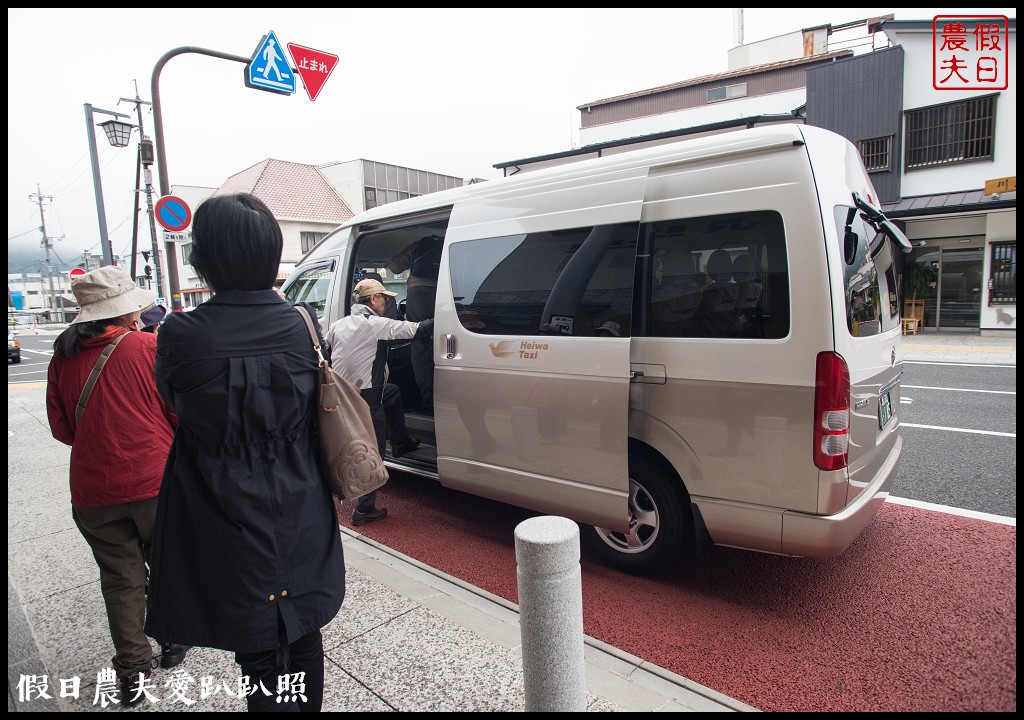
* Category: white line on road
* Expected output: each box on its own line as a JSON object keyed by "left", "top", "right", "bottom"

{"left": 903, "top": 384, "right": 1014, "bottom": 395}
{"left": 904, "top": 360, "right": 1016, "bottom": 369}
{"left": 886, "top": 495, "right": 1016, "bottom": 526}
{"left": 901, "top": 422, "right": 1015, "bottom": 438}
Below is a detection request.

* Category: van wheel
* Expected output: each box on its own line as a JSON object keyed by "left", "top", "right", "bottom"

{"left": 582, "top": 454, "right": 690, "bottom": 574}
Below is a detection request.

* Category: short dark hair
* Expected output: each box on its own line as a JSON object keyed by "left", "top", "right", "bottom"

{"left": 189, "top": 193, "right": 282, "bottom": 291}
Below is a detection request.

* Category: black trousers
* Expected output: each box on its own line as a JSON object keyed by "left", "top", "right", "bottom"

{"left": 235, "top": 627, "right": 324, "bottom": 712}
{"left": 357, "top": 387, "right": 389, "bottom": 514}
{"left": 404, "top": 285, "right": 436, "bottom": 407}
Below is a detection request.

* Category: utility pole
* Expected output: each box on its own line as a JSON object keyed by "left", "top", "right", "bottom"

{"left": 29, "top": 185, "right": 59, "bottom": 323}
{"left": 121, "top": 83, "right": 165, "bottom": 303}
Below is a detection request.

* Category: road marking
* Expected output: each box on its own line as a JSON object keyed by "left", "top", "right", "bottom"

{"left": 903, "top": 384, "right": 1015, "bottom": 395}
{"left": 886, "top": 495, "right": 1016, "bottom": 526}
{"left": 901, "top": 422, "right": 1015, "bottom": 438}
{"left": 907, "top": 346, "right": 1015, "bottom": 354}
{"left": 905, "top": 360, "right": 1016, "bottom": 369}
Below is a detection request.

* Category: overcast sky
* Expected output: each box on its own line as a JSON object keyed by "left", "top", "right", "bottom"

{"left": 7, "top": 7, "right": 1015, "bottom": 271}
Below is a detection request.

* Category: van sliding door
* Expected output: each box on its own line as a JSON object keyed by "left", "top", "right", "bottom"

{"left": 435, "top": 166, "right": 647, "bottom": 532}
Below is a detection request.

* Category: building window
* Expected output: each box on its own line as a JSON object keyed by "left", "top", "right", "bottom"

{"left": 180, "top": 243, "right": 192, "bottom": 266}
{"left": 707, "top": 83, "right": 747, "bottom": 103}
{"left": 904, "top": 94, "right": 996, "bottom": 170}
{"left": 300, "top": 232, "right": 326, "bottom": 254}
{"left": 989, "top": 243, "right": 1016, "bottom": 305}
{"left": 858, "top": 136, "right": 892, "bottom": 172}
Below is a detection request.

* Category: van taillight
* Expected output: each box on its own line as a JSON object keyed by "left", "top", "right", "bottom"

{"left": 814, "top": 351, "right": 850, "bottom": 471}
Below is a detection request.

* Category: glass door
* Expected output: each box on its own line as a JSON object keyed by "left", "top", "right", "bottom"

{"left": 938, "top": 247, "right": 983, "bottom": 329}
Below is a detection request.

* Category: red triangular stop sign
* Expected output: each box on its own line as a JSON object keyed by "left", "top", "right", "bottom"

{"left": 286, "top": 43, "right": 339, "bottom": 102}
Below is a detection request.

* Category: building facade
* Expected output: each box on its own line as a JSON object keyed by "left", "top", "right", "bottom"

{"left": 492, "top": 14, "right": 1016, "bottom": 335}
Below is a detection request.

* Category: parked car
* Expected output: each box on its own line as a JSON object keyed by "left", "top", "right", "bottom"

{"left": 8, "top": 330, "right": 21, "bottom": 363}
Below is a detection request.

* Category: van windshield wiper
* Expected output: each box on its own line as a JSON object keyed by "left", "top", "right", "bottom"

{"left": 853, "top": 191, "right": 913, "bottom": 255}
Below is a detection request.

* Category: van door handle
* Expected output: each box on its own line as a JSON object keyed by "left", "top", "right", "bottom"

{"left": 630, "top": 363, "right": 667, "bottom": 385}
{"left": 444, "top": 334, "right": 455, "bottom": 359}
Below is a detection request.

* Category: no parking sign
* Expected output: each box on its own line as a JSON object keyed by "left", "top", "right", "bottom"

{"left": 154, "top": 196, "right": 192, "bottom": 232}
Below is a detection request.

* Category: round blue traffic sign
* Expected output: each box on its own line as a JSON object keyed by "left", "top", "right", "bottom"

{"left": 154, "top": 195, "right": 193, "bottom": 232}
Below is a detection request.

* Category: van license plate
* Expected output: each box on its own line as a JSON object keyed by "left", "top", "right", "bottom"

{"left": 878, "top": 390, "right": 893, "bottom": 428}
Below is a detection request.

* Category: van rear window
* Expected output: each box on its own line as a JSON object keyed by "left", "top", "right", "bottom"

{"left": 644, "top": 211, "right": 790, "bottom": 339}
{"left": 835, "top": 206, "right": 900, "bottom": 337}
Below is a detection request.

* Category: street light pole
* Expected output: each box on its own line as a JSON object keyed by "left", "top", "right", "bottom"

{"left": 151, "top": 46, "right": 251, "bottom": 311}
{"left": 84, "top": 103, "right": 133, "bottom": 268}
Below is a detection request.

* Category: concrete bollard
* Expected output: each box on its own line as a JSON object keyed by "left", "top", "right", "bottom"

{"left": 514, "top": 515, "right": 586, "bottom": 712}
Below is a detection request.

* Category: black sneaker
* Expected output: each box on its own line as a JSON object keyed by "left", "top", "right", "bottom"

{"left": 351, "top": 507, "right": 388, "bottom": 526}
{"left": 120, "top": 670, "right": 151, "bottom": 707}
{"left": 391, "top": 436, "right": 421, "bottom": 458}
{"left": 160, "top": 643, "right": 190, "bottom": 669}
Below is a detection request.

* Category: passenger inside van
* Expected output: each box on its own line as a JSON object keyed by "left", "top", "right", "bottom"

{"left": 692, "top": 249, "right": 739, "bottom": 336}
{"left": 387, "top": 236, "right": 442, "bottom": 413}
{"left": 731, "top": 253, "right": 764, "bottom": 335}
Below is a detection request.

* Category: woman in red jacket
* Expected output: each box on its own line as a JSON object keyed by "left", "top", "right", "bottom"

{"left": 46, "top": 266, "right": 186, "bottom": 706}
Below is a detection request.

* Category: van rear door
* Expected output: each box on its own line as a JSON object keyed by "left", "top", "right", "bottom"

{"left": 435, "top": 166, "right": 647, "bottom": 532}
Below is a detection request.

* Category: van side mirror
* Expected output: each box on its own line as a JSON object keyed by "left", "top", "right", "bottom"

{"left": 843, "top": 207, "right": 859, "bottom": 265}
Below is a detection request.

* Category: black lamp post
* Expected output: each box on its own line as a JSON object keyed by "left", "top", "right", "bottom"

{"left": 85, "top": 104, "right": 135, "bottom": 267}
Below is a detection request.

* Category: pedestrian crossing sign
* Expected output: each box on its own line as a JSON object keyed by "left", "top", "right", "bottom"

{"left": 245, "top": 31, "right": 296, "bottom": 96}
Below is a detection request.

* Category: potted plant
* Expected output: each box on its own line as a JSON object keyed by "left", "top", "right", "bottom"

{"left": 905, "top": 263, "right": 933, "bottom": 305}
{"left": 903, "top": 262, "right": 933, "bottom": 326}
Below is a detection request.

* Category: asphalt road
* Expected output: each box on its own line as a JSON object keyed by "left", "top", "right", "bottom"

{"left": 895, "top": 360, "right": 1016, "bottom": 517}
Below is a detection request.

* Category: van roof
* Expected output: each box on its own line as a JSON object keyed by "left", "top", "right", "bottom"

{"left": 353, "top": 125, "right": 821, "bottom": 224}
{"left": 312, "top": 124, "right": 834, "bottom": 257}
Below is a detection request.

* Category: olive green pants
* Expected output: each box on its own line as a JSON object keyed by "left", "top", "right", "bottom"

{"left": 72, "top": 497, "right": 158, "bottom": 678}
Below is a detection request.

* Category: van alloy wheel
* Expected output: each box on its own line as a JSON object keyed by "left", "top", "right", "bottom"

{"left": 595, "top": 478, "right": 660, "bottom": 554}
{"left": 584, "top": 455, "right": 689, "bottom": 574}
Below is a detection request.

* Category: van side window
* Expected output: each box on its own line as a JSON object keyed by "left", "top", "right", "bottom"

{"left": 448, "top": 223, "right": 638, "bottom": 336}
{"left": 283, "top": 263, "right": 334, "bottom": 318}
{"left": 835, "top": 206, "right": 900, "bottom": 337}
{"left": 644, "top": 211, "right": 789, "bottom": 339}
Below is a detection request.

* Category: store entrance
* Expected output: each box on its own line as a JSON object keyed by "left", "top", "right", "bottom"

{"left": 905, "top": 245, "right": 983, "bottom": 330}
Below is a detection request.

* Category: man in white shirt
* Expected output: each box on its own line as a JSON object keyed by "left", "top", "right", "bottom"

{"left": 324, "top": 278, "right": 430, "bottom": 525}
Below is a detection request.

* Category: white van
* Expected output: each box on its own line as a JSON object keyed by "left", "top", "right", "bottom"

{"left": 283, "top": 125, "right": 910, "bottom": 573}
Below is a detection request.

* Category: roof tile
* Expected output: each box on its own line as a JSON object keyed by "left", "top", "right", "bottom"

{"left": 215, "top": 159, "right": 354, "bottom": 223}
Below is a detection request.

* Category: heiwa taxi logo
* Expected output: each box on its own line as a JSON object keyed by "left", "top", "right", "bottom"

{"left": 488, "top": 341, "right": 514, "bottom": 358}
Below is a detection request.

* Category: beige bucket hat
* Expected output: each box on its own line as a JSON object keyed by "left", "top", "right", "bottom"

{"left": 70, "top": 266, "right": 157, "bottom": 325}
{"left": 353, "top": 278, "right": 397, "bottom": 298}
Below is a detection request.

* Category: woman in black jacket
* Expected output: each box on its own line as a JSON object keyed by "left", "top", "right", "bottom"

{"left": 145, "top": 193, "right": 345, "bottom": 712}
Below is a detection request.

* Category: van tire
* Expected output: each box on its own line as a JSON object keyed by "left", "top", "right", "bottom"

{"left": 582, "top": 454, "right": 690, "bottom": 574}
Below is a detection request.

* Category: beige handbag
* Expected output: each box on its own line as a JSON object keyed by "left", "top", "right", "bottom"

{"left": 295, "top": 306, "right": 388, "bottom": 500}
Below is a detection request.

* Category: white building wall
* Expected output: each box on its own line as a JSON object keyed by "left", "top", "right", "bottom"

{"left": 578, "top": 88, "right": 807, "bottom": 146}
{"left": 885, "top": 27, "right": 1017, "bottom": 197}
{"left": 727, "top": 31, "right": 808, "bottom": 70}
{"left": 981, "top": 209, "right": 1018, "bottom": 331}
{"left": 318, "top": 161, "right": 366, "bottom": 214}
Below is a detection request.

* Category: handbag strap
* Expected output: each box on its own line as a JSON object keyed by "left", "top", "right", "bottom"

{"left": 294, "top": 306, "right": 327, "bottom": 368}
{"left": 75, "top": 331, "right": 130, "bottom": 424}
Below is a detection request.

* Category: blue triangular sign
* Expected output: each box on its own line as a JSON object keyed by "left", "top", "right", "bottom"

{"left": 245, "top": 31, "right": 296, "bottom": 96}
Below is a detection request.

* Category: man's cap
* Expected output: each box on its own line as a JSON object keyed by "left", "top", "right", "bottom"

{"left": 70, "top": 266, "right": 156, "bottom": 325}
{"left": 140, "top": 303, "right": 167, "bottom": 329}
{"left": 353, "top": 278, "right": 397, "bottom": 298}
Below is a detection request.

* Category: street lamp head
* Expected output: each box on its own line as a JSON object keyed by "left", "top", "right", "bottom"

{"left": 98, "top": 119, "right": 135, "bottom": 148}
